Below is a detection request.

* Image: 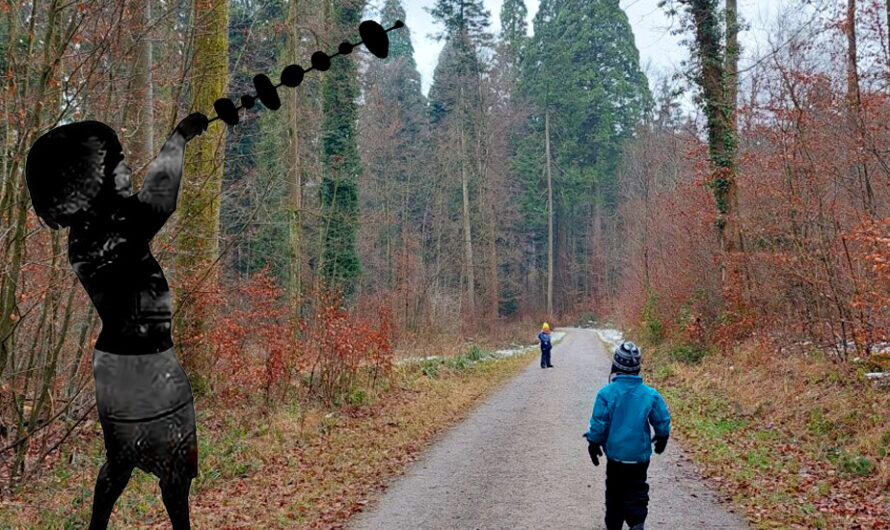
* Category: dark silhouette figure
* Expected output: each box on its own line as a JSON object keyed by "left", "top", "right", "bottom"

{"left": 25, "top": 113, "right": 208, "bottom": 530}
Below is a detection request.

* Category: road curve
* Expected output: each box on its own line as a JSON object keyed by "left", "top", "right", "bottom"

{"left": 349, "top": 328, "right": 748, "bottom": 529}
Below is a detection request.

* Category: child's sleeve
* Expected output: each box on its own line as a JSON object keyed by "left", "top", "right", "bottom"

{"left": 648, "top": 389, "right": 671, "bottom": 439}
{"left": 584, "top": 391, "right": 610, "bottom": 444}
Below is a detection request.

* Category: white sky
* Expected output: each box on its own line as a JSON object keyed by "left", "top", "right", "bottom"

{"left": 390, "top": 0, "right": 781, "bottom": 95}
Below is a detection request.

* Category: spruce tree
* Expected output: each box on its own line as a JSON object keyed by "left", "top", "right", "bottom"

{"left": 320, "top": 0, "right": 364, "bottom": 296}
{"left": 500, "top": 0, "right": 527, "bottom": 55}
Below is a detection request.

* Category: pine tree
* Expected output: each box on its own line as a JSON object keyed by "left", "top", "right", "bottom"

{"left": 320, "top": 0, "right": 364, "bottom": 296}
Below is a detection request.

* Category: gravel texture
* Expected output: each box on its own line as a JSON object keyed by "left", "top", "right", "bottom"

{"left": 349, "top": 328, "right": 749, "bottom": 529}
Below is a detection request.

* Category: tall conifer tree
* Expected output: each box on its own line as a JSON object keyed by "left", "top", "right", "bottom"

{"left": 320, "top": 0, "right": 364, "bottom": 296}
{"left": 520, "top": 0, "right": 650, "bottom": 310}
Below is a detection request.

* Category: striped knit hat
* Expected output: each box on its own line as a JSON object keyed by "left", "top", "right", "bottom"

{"left": 612, "top": 342, "right": 642, "bottom": 374}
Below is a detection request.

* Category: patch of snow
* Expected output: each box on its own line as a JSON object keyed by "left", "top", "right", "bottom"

{"left": 592, "top": 328, "right": 624, "bottom": 351}
{"left": 397, "top": 331, "right": 567, "bottom": 365}
{"left": 491, "top": 331, "right": 566, "bottom": 359}
{"left": 866, "top": 372, "right": 890, "bottom": 388}
{"left": 396, "top": 355, "right": 442, "bottom": 366}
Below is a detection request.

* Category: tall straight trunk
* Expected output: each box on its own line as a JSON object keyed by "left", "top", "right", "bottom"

{"left": 128, "top": 0, "right": 153, "bottom": 182}
{"left": 545, "top": 109, "right": 554, "bottom": 316}
{"left": 285, "top": 0, "right": 302, "bottom": 318}
{"left": 725, "top": 0, "right": 738, "bottom": 128}
{"left": 460, "top": 122, "right": 475, "bottom": 316}
{"left": 687, "top": 0, "right": 740, "bottom": 279}
{"left": 845, "top": 0, "right": 876, "bottom": 215}
{"left": 487, "top": 201, "right": 498, "bottom": 320}
{"left": 591, "top": 199, "right": 602, "bottom": 303}
{"left": 176, "top": 0, "right": 228, "bottom": 360}
{"left": 1, "top": 0, "right": 61, "bottom": 382}
{"left": 887, "top": 0, "right": 890, "bottom": 92}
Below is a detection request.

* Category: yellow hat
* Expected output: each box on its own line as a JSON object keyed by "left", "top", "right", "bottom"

{"left": 542, "top": 322, "right": 550, "bottom": 331}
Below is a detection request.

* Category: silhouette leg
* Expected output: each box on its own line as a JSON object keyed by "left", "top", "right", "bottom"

{"left": 89, "top": 460, "right": 133, "bottom": 530}
{"left": 160, "top": 475, "right": 193, "bottom": 530}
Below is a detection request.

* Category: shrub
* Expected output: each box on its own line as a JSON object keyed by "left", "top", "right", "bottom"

{"left": 669, "top": 344, "right": 708, "bottom": 365}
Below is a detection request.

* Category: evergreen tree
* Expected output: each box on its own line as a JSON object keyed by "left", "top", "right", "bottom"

{"left": 320, "top": 0, "right": 364, "bottom": 295}
{"left": 428, "top": 0, "right": 492, "bottom": 44}
{"left": 520, "top": 0, "right": 651, "bottom": 310}
{"left": 500, "top": 0, "right": 527, "bottom": 55}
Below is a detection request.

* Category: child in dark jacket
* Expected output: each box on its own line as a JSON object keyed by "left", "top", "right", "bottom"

{"left": 538, "top": 323, "right": 553, "bottom": 368}
{"left": 583, "top": 342, "right": 671, "bottom": 530}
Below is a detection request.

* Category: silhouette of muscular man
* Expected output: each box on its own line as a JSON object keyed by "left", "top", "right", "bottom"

{"left": 25, "top": 113, "right": 208, "bottom": 530}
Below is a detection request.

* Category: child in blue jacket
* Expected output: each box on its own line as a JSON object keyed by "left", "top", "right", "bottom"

{"left": 538, "top": 323, "right": 553, "bottom": 368}
{"left": 582, "top": 341, "right": 671, "bottom": 530}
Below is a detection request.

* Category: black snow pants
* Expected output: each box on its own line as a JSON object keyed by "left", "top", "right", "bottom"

{"left": 604, "top": 459, "right": 650, "bottom": 530}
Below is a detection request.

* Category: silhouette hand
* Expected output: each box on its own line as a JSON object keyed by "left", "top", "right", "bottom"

{"left": 175, "top": 113, "right": 209, "bottom": 141}
{"left": 653, "top": 435, "right": 668, "bottom": 455}
{"left": 587, "top": 442, "right": 602, "bottom": 466}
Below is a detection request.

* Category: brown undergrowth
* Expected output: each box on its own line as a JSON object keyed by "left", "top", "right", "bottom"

{"left": 0, "top": 347, "right": 536, "bottom": 529}
{"left": 644, "top": 338, "right": 890, "bottom": 529}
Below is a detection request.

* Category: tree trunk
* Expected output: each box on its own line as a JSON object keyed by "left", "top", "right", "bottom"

{"left": 176, "top": 0, "right": 228, "bottom": 360}
{"left": 845, "top": 0, "right": 876, "bottom": 215}
{"left": 887, "top": 0, "right": 890, "bottom": 93}
{"left": 545, "top": 109, "right": 554, "bottom": 317}
{"left": 686, "top": 0, "right": 739, "bottom": 267}
{"left": 725, "top": 0, "right": 738, "bottom": 129}
{"left": 488, "top": 202, "right": 498, "bottom": 321}
{"left": 286, "top": 0, "right": 303, "bottom": 321}
{"left": 460, "top": 122, "right": 475, "bottom": 317}
{"left": 127, "top": 0, "right": 153, "bottom": 184}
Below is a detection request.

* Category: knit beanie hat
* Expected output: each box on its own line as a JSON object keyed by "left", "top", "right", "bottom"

{"left": 612, "top": 341, "right": 641, "bottom": 374}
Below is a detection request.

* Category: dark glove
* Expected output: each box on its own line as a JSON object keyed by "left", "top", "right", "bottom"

{"left": 175, "top": 112, "right": 209, "bottom": 141}
{"left": 587, "top": 442, "right": 602, "bottom": 466}
{"left": 653, "top": 435, "right": 668, "bottom": 455}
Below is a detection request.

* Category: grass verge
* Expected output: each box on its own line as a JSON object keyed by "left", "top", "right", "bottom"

{"left": 0, "top": 348, "right": 536, "bottom": 529}
{"left": 643, "top": 340, "right": 890, "bottom": 529}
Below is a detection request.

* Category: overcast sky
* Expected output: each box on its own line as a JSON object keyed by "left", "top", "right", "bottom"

{"left": 385, "top": 0, "right": 782, "bottom": 95}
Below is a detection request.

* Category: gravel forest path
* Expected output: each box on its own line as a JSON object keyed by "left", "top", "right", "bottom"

{"left": 349, "top": 328, "right": 748, "bottom": 529}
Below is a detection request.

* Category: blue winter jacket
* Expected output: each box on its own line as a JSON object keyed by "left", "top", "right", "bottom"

{"left": 584, "top": 374, "right": 671, "bottom": 463}
{"left": 538, "top": 332, "right": 552, "bottom": 351}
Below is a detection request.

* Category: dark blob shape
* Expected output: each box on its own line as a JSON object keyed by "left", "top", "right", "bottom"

{"left": 338, "top": 41, "right": 354, "bottom": 55}
{"left": 253, "top": 74, "right": 281, "bottom": 111}
{"left": 241, "top": 95, "right": 255, "bottom": 109}
{"left": 280, "top": 64, "right": 305, "bottom": 87}
{"left": 391, "top": 20, "right": 405, "bottom": 30}
{"left": 213, "top": 98, "right": 239, "bottom": 126}
{"left": 311, "top": 51, "right": 331, "bottom": 72}
{"left": 359, "top": 20, "right": 389, "bottom": 59}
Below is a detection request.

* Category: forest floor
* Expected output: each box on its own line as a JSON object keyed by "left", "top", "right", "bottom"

{"left": 349, "top": 328, "right": 747, "bottom": 529}
{"left": 645, "top": 335, "right": 890, "bottom": 529}
{"left": 0, "top": 332, "right": 546, "bottom": 529}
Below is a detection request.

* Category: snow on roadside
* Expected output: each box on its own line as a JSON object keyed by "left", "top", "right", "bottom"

{"left": 592, "top": 328, "right": 624, "bottom": 352}
{"left": 490, "top": 331, "right": 566, "bottom": 359}
{"left": 397, "top": 331, "right": 566, "bottom": 366}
